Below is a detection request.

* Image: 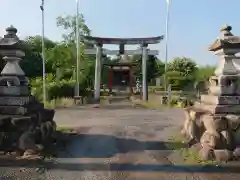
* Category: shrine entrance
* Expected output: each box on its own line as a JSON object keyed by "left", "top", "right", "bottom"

{"left": 82, "top": 36, "right": 164, "bottom": 103}
{"left": 104, "top": 58, "right": 136, "bottom": 94}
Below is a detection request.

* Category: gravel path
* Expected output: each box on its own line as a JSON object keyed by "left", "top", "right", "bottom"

{"left": 1, "top": 104, "right": 240, "bottom": 179}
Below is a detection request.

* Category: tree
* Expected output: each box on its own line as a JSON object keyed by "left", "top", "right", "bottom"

{"left": 196, "top": 65, "right": 215, "bottom": 82}
{"left": 166, "top": 57, "right": 198, "bottom": 90}
{"left": 156, "top": 60, "right": 165, "bottom": 77}
{"left": 45, "top": 43, "right": 75, "bottom": 71}
{"left": 21, "top": 36, "right": 56, "bottom": 77}
{"left": 168, "top": 57, "right": 197, "bottom": 76}
{"left": 56, "top": 14, "right": 91, "bottom": 44}
{"left": 25, "top": 36, "right": 56, "bottom": 52}
{"left": 131, "top": 54, "right": 160, "bottom": 82}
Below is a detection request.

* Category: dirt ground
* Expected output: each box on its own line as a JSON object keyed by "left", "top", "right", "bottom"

{"left": 1, "top": 104, "right": 240, "bottom": 179}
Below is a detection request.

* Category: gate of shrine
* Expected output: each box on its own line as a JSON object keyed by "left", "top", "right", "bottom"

{"left": 82, "top": 36, "right": 164, "bottom": 102}
{"left": 103, "top": 57, "right": 137, "bottom": 94}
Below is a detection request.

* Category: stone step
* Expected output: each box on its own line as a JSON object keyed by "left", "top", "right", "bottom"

{"left": 0, "top": 96, "right": 35, "bottom": 106}
{"left": 0, "top": 86, "right": 30, "bottom": 96}
{"left": 195, "top": 103, "right": 240, "bottom": 114}
{"left": 0, "top": 104, "right": 44, "bottom": 115}
{"left": 201, "top": 95, "right": 240, "bottom": 105}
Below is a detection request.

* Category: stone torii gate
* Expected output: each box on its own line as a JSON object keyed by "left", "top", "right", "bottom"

{"left": 82, "top": 36, "right": 164, "bottom": 103}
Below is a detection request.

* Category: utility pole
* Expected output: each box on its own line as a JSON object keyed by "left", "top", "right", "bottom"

{"left": 75, "top": 0, "right": 80, "bottom": 97}
{"left": 40, "top": 0, "right": 46, "bottom": 106}
{"left": 164, "top": 0, "right": 171, "bottom": 92}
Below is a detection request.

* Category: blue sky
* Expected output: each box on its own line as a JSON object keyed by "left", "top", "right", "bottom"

{"left": 1, "top": 0, "right": 240, "bottom": 65}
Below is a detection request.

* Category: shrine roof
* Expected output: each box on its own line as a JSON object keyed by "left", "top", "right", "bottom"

{"left": 209, "top": 25, "right": 240, "bottom": 51}
{"left": 83, "top": 36, "right": 164, "bottom": 45}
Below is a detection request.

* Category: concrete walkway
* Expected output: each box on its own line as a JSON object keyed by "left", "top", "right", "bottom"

{"left": 1, "top": 105, "right": 240, "bottom": 179}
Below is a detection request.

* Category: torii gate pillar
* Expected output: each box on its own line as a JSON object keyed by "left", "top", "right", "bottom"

{"left": 142, "top": 44, "right": 148, "bottom": 101}
{"left": 94, "top": 43, "right": 102, "bottom": 103}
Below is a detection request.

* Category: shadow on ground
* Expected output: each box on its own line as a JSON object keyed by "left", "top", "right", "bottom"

{"left": 0, "top": 134, "right": 240, "bottom": 173}
{"left": 57, "top": 133, "right": 186, "bottom": 158}
{"left": 0, "top": 132, "right": 240, "bottom": 174}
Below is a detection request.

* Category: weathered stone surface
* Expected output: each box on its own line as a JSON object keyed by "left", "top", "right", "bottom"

{"left": 220, "top": 130, "right": 233, "bottom": 150}
{"left": 201, "top": 95, "right": 240, "bottom": 105}
{"left": 11, "top": 116, "right": 32, "bottom": 131}
{"left": 0, "top": 76, "right": 20, "bottom": 86}
{"left": 208, "top": 83, "right": 239, "bottom": 95}
{"left": 200, "top": 104, "right": 240, "bottom": 114}
{"left": 0, "top": 132, "right": 4, "bottom": 146}
{"left": 51, "top": 120, "right": 56, "bottom": 132}
{"left": 182, "top": 109, "right": 205, "bottom": 140}
{"left": 45, "top": 121, "right": 53, "bottom": 139}
{"left": 0, "top": 106, "right": 27, "bottom": 115}
{"left": 182, "top": 111, "right": 190, "bottom": 137}
{"left": 0, "top": 116, "right": 12, "bottom": 127}
{"left": 190, "top": 142, "right": 202, "bottom": 151}
{"left": 226, "top": 114, "right": 240, "bottom": 130}
{"left": 214, "top": 116, "right": 228, "bottom": 131}
{"left": 199, "top": 146, "right": 214, "bottom": 161}
{"left": 200, "top": 131, "right": 220, "bottom": 149}
{"left": 18, "top": 132, "right": 36, "bottom": 151}
{"left": 40, "top": 123, "right": 47, "bottom": 141}
{"left": 187, "top": 120, "right": 204, "bottom": 142}
{"left": 0, "top": 96, "right": 35, "bottom": 106}
{"left": 0, "top": 86, "right": 29, "bottom": 96}
{"left": 180, "top": 128, "right": 187, "bottom": 137}
{"left": 11, "top": 116, "right": 31, "bottom": 125}
{"left": 0, "top": 103, "right": 43, "bottom": 115}
{"left": 214, "top": 149, "right": 232, "bottom": 162}
{"left": 233, "top": 128, "right": 240, "bottom": 146}
{"left": 38, "top": 108, "right": 55, "bottom": 122}
{"left": 201, "top": 114, "right": 218, "bottom": 135}
{"left": 233, "top": 147, "right": 240, "bottom": 159}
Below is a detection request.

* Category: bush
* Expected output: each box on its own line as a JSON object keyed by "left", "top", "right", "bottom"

{"left": 30, "top": 73, "right": 92, "bottom": 101}
{"left": 47, "top": 80, "right": 75, "bottom": 100}
{"left": 169, "top": 96, "right": 195, "bottom": 108}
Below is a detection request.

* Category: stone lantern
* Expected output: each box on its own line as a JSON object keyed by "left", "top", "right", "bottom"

{"left": 181, "top": 25, "right": 240, "bottom": 162}
{"left": 0, "top": 26, "right": 56, "bottom": 159}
